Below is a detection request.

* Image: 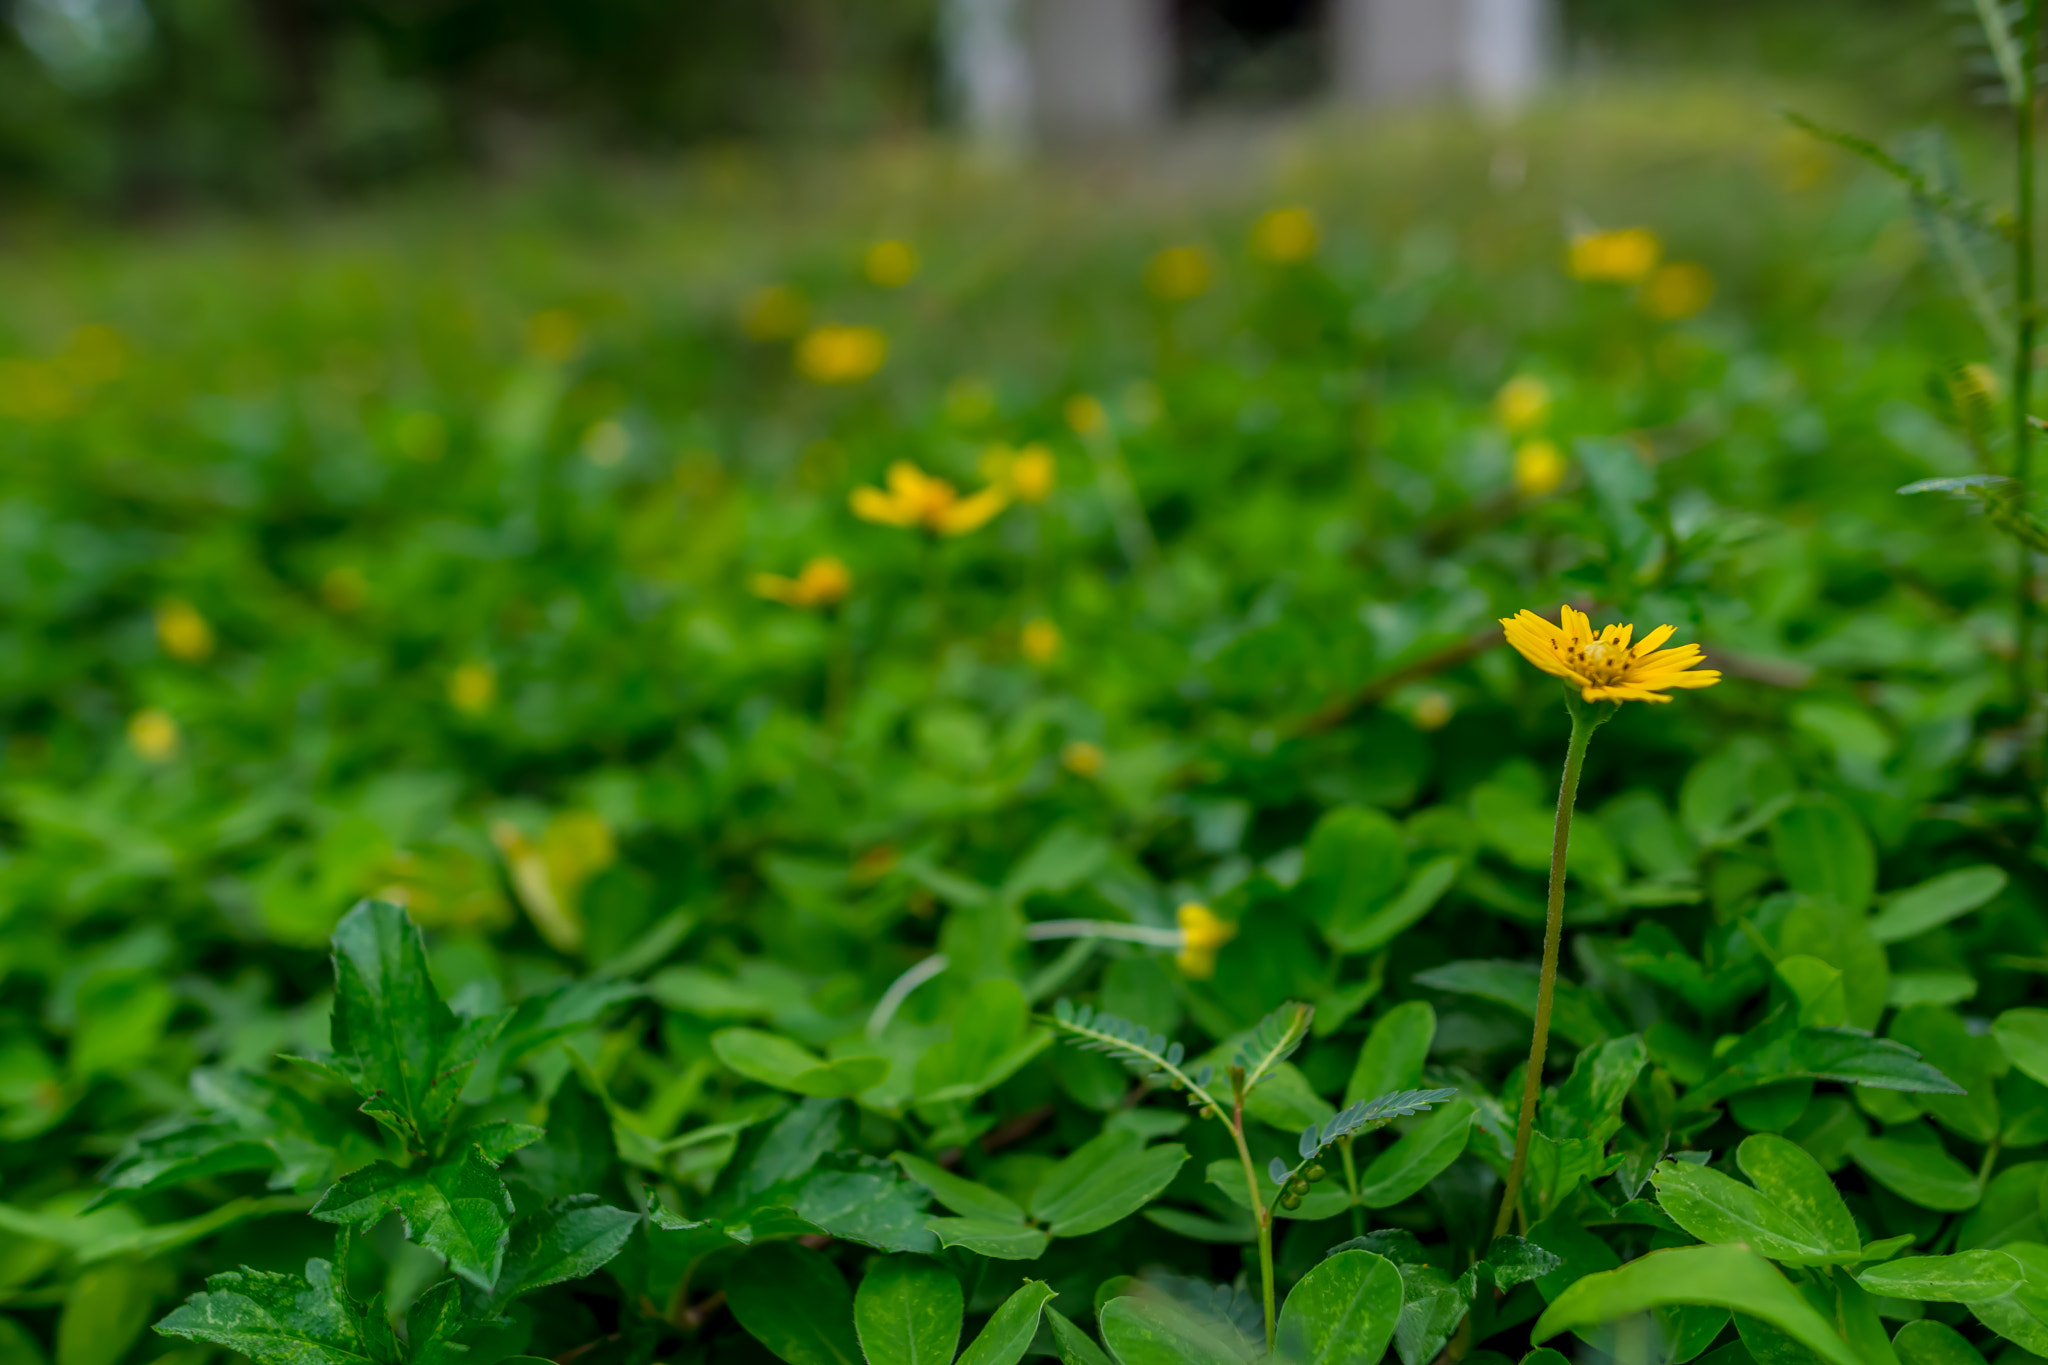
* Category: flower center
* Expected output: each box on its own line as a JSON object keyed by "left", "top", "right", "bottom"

{"left": 1557, "top": 637, "right": 1629, "bottom": 684}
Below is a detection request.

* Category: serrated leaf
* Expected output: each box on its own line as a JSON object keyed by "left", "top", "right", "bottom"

{"left": 467, "top": 1121, "right": 545, "bottom": 1165}
{"left": 491, "top": 1195, "right": 637, "bottom": 1303}
{"left": 154, "top": 1257, "right": 377, "bottom": 1365}
{"left": 310, "top": 1145, "right": 513, "bottom": 1289}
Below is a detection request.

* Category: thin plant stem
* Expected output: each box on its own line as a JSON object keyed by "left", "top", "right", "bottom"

{"left": 1228, "top": 1091, "right": 1277, "bottom": 1353}
{"left": 2020, "top": 0, "right": 2041, "bottom": 717}
{"left": 1340, "top": 1136, "right": 1364, "bottom": 1239}
{"left": 1493, "top": 696, "right": 1607, "bottom": 1239}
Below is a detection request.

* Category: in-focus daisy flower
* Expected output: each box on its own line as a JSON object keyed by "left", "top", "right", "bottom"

{"left": 864, "top": 240, "right": 919, "bottom": 288}
{"left": 1175, "top": 902, "right": 1238, "bottom": 979}
{"left": 1021, "top": 618, "right": 1063, "bottom": 663}
{"left": 1251, "top": 206, "right": 1320, "bottom": 263}
{"left": 523, "top": 309, "right": 583, "bottom": 364}
{"left": 1495, "top": 376, "right": 1552, "bottom": 434}
{"left": 128, "top": 708, "right": 179, "bottom": 761}
{"left": 796, "top": 325, "right": 888, "bottom": 384}
{"left": 156, "top": 601, "right": 215, "bottom": 661}
{"left": 1500, "top": 605, "right": 1721, "bottom": 704}
{"left": 752, "top": 556, "right": 853, "bottom": 610}
{"left": 1061, "top": 739, "right": 1104, "bottom": 778}
{"left": 850, "top": 461, "right": 1007, "bottom": 536}
{"left": 449, "top": 662, "right": 497, "bottom": 714}
{"left": 1568, "top": 228, "right": 1661, "bottom": 284}
{"left": 1146, "top": 244, "right": 1216, "bottom": 301}
{"left": 741, "top": 284, "right": 808, "bottom": 341}
{"left": 1514, "top": 439, "right": 1567, "bottom": 498}
{"left": 1641, "top": 262, "right": 1714, "bottom": 320}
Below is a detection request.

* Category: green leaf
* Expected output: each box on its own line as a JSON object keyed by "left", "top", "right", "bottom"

{"left": 1870, "top": 868, "right": 2006, "bottom": 944}
{"left": 1208, "top": 1158, "right": 1353, "bottom": 1222}
{"left": 725, "top": 1243, "right": 861, "bottom": 1365}
{"left": 712, "top": 1028, "right": 890, "bottom": 1098}
{"left": 956, "top": 1279, "right": 1057, "bottom": 1365}
{"left": 891, "top": 1152, "right": 1025, "bottom": 1222}
{"left": 321, "top": 899, "right": 508, "bottom": 1146}
{"left": 1412, "top": 961, "right": 1615, "bottom": 1048}
{"left": 1236, "top": 1002, "right": 1315, "bottom": 1095}
{"left": 914, "top": 979, "right": 1049, "bottom": 1104}
{"left": 155, "top": 1257, "right": 375, "bottom": 1365}
{"left": 1099, "top": 1294, "right": 1259, "bottom": 1365}
{"left": 467, "top": 1120, "right": 545, "bottom": 1165}
{"left": 92, "top": 1119, "right": 279, "bottom": 1205}
{"left": 1964, "top": 1243, "right": 2048, "bottom": 1354}
{"left": 1649, "top": 1158, "right": 1849, "bottom": 1264}
{"left": 309, "top": 1145, "right": 514, "bottom": 1289}
{"left": 1329, "top": 858, "right": 1459, "bottom": 957}
{"left": 1046, "top": 1307, "right": 1116, "bottom": 1365}
{"left": 1846, "top": 1133, "right": 1981, "bottom": 1211}
{"left": 1389, "top": 1261, "right": 1471, "bottom": 1365}
{"left": 1857, "top": 1252, "right": 2021, "bottom": 1302}
{"left": 491, "top": 1195, "right": 637, "bottom": 1303}
{"left": 796, "top": 1168, "right": 938, "bottom": 1253}
{"left": 1994, "top": 1010, "right": 2048, "bottom": 1088}
{"left": 59, "top": 1260, "right": 155, "bottom": 1365}
{"left": 1685, "top": 1012, "right": 1963, "bottom": 1112}
{"left": 1769, "top": 799, "right": 1875, "bottom": 913}
{"left": 854, "top": 1255, "right": 963, "bottom": 1365}
{"left": 1345, "top": 1002, "right": 1435, "bottom": 1109}
{"left": 1357, "top": 1102, "right": 1475, "bottom": 1208}
{"left": 1738, "top": 1135, "right": 1862, "bottom": 1254}
{"left": 1300, "top": 807, "right": 1408, "bottom": 937}
{"left": 1893, "top": 1320, "right": 1991, "bottom": 1365}
{"left": 1029, "top": 1131, "right": 1189, "bottom": 1237}
{"left": 1532, "top": 1246, "right": 1859, "bottom": 1365}
{"left": 928, "top": 1217, "right": 1051, "bottom": 1260}
{"left": 1274, "top": 1249, "right": 1403, "bottom": 1365}
{"left": 1959, "top": 1163, "right": 2048, "bottom": 1249}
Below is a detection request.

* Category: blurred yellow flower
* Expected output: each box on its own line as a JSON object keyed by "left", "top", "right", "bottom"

{"left": 796, "top": 325, "right": 888, "bottom": 384}
{"left": 1175, "top": 902, "right": 1237, "bottom": 979}
{"left": 322, "top": 565, "right": 368, "bottom": 613}
{"left": 981, "top": 442, "right": 1057, "bottom": 502}
{"left": 1147, "top": 245, "right": 1215, "bottom": 301}
{"left": 1021, "top": 618, "right": 1063, "bottom": 663}
{"left": 523, "top": 309, "right": 583, "bottom": 364}
{"left": 449, "top": 663, "right": 497, "bottom": 714}
{"left": 1061, "top": 739, "right": 1104, "bottom": 778}
{"left": 58, "top": 324, "right": 129, "bottom": 387}
{"left": 582, "top": 419, "right": 632, "bottom": 467}
{"left": 1412, "top": 691, "right": 1455, "bottom": 731}
{"left": 1957, "top": 361, "right": 2002, "bottom": 403}
{"left": 1065, "top": 394, "right": 1108, "bottom": 437}
{"left": 850, "top": 460, "right": 1008, "bottom": 536}
{"left": 492, "top": 812, "right": 615, "bottom": 954}
{"left": 1251, "top": 206, "right": 1320, "bottom": 263}
{"left": 0, "top": 360, "right": 74, "bottom": 421}
{"left": 753, "top": 556, "right": 853, "bottom": 610}
{"left": 156, "top": 601, "right": 215, "bottom": 662}
{"left": 128, "top": 708, "right": 179, "bottom": 761}
{"left": 864, "top": 239, "right": 919, "bottom": 288}
{"left": 1514, "top": 439, "right": 1567, "bottom": 498}
{"left": 1495, "top": 376, "right": 1552, "bottom": 434}
{"left": 394, "top": 411, "right": 448, "bottom": 462}
{"left": 1641, "top": 262, "right": 1715, "bottom": 320}
{"left": 741, "top": 284, "right": 809, "bottom": 341}
{"left": 1568, "top": 228, "right": 1661, "bottom": 284}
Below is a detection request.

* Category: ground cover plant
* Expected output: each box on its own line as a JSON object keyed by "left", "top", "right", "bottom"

{"left": 8, "top": 33, "right": 2048, "bottom": 1365}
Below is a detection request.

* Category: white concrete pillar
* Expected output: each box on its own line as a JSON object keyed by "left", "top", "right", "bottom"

{"left": 1331, "top": 0, "right": 1550, "bottom": 109}
{"left": 943, "top": 0, "right": 1033, "bottom": 156}
{"left": 1022, "top": 0, "right": 1173, "bottom": 142}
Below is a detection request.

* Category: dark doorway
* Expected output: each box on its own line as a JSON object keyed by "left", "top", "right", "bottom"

{"left": 1174, "top": 0, "right": 1328, "bottom": 109}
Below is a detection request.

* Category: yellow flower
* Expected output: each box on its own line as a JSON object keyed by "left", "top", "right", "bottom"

{"left": 1495, "top": 376, "right": 1552, "bottom": 434}
{"left": 1065, "top": 394, "right": 1108, "bottom": 437}
{"left": 1175, "top": 902, "right": 1238, "bottom": 979}
{"left": 1021, "top": 618, "right": 1063, "bottom": 663}
{"left": 156, "top": 601, "right": 215, "bottom": 661}
{"left": 523, "top": 309, "right": 583, "bottom": 364}
{"left": 1251, "top": 206, "right": 1320, "bottom": 263}
{"left": 864, "top": 240, "right": 919, "bottom": 288}
{"left": 1641, "top": 262, "right": 1715, "bottom": 320}
{"left": 1412, "top": 691, "right": 1455, "bottom": 731}
{"left": 1146, "top": 245, "right": 1216, "bottom": 301}
{"left": 1514, "top": 439, "right": 1567, "bottom": 498}
{"left": 128, "top": 708, "right": 179, "bottom": 761}
{"left": 741, "top": 284, "right": 808, "bottom": 341}
{"left": 1568, "top": 228, "right": 1661, "bottom": 284}
{"left": 849, "top": 460, "right": 1008, "bottom": 536}
{"left": 1500, "top": 605, "right": 1722, "bottom": 705}
{"left": 753, "top": 556, "right": 853, "bottom": 609}
{"left": 449, "top": 663, "right": 497, "bottom": 714}
{"left": 1061, "top": 740, "right": 1104, "bottom": 778}
{"left": 796, "top": 325, "right": 888, "bottom": 385}
{"left": 981, "top": 442, "right": 1057, "bottom": 502}
{"left": 322, "top": 565, "right": 368, "bottom": 613}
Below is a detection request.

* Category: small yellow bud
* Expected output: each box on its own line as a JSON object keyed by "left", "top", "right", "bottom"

{"left": 1641, "top": 262, "right": 1715, "bottom": 321}
{"left": 795, "top": 325, "right": 888, "bottom": 385}
{"left": 449, "top": 663, "right": 497, "bottom": 715}
{"left": 1061, "top": 740, "right": 1105, "bottom": 778}
{"left": 1412, "top": 691, "right": 1455, "bottom": 731}
{"left": 1064, "top": 394, "right": 1108, "bottom": 437}
{"left": 523, "top": 309, "right": 583, "bottom": 364}
{"left": 753, "top": 556, "right": 853, "bottom": 610}
{"left": 1146, "top": 244, "right": 1216, "bottom": 301}
{"left": 1175, "top": 902, "right": 1238, "bottom": 979}
{"left": 1021, "top": 619, "right": 1063, "bottom": 663}
{"left": 741, "top": 284, "right": 808, "bottom": 341}
{"left": 1008, "top": 444, "right": 1056, "bottom": 502}
{"left": 1514, "top": 439, "right": 1567, "bottom": 498}
{"left": 155, "top": 601, "right": 215, "bottom": 662}
{"left": 128, "top": 707, "right": 179, "bottom": 761}
{"left": 1568, "top": 227, "right": 1662, "bottom": 284}
{"left": 863, "top": 239, "right": 919, "bottom": 288}
{"left": 1495, "top": 376, "right": 1552, "bottom": 434}
{"left": 1251, "top": 206, "right": 1320, "bottom": 264}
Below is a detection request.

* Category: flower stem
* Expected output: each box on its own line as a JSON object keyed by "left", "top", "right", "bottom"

{"left": 1493, "top": 694, "right": 1606, "bottom": 1239}
{"left": 2017, "top": 0, "right": 2041, "bottom": 718}
{"left": 1228, "top": 1093, "right": 1277, "bottom": 1352}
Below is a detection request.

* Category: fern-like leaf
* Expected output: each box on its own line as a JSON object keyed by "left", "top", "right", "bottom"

{"left": 1298, "top": 1087, "right": 1462, "bottom": 1160}
{"left": 1049, "top": 1000, "right": 1219, "bottom": 1108}
{"left": 1232, "top": 1002, "right": 1313, "bottom": 1097}
{"left": 1967, "top": 0, "right": 2029, "bottom": 106}
{"left": 1781, "top": 110, "right": 2008, "bottom": 242}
